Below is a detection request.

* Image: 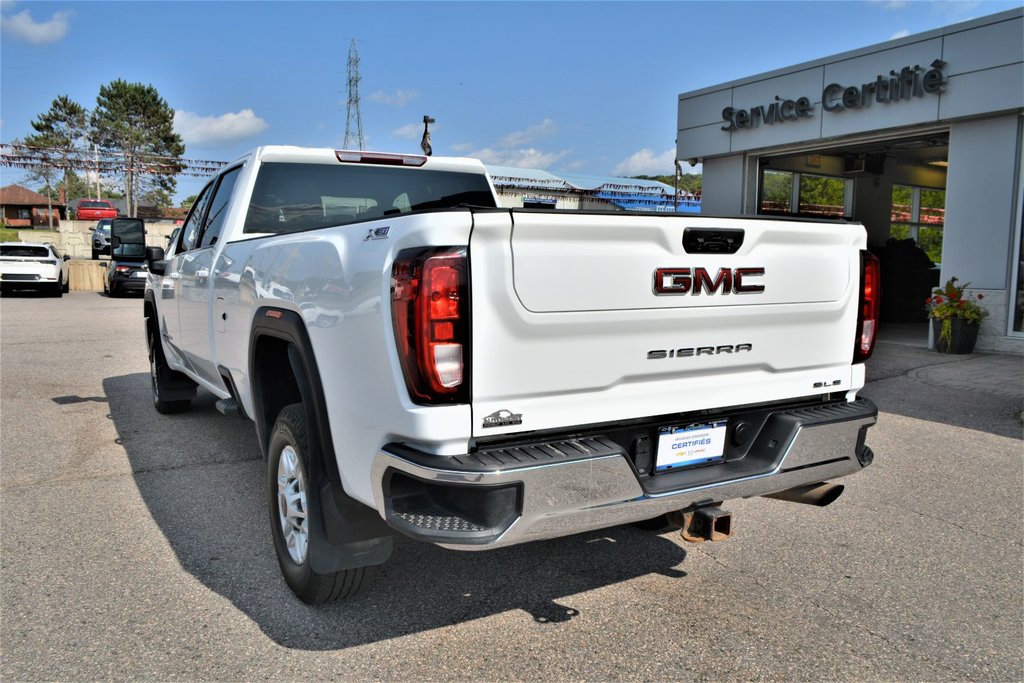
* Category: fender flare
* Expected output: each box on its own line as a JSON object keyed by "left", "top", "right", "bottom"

{"left": 249, "top": 307, "right": 392, "bottom": 572}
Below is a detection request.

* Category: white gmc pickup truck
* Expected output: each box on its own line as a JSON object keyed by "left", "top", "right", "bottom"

{"left": 128, "top": 146, "right": 880, "bottom": 604}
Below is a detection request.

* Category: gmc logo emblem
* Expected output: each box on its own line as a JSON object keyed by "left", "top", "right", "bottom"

{"left": 654, "top": 267, "right": 765, "bottom": 295}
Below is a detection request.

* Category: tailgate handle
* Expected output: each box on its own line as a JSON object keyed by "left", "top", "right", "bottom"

{"left": 683, "top": 228, "right": 744, "bottom": 254}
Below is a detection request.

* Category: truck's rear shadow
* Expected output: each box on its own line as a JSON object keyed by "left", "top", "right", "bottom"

{"left": 105, "top": 374, "right": 689, "bottom": 651}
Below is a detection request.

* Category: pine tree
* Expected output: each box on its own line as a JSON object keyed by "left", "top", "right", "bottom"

{"left": 22, "top": 95, "right": 88, "bottom": 227}
{"left": 90, "top": 80, "right": 184, "bottom": 217}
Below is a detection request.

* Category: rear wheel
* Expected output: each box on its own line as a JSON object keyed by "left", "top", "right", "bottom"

{"left": 50, "top": 282, "right": 63, "bottom": 298}
{"left": 62, "top": 277, "right": 70, "bottom": 294}
{"left": 268, "top": 403, "right": 374, "bottom": 604}
{"left": 147, "top": 329, "right": 192, "bottom": 414}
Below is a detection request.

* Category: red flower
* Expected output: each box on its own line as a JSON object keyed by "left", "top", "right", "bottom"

{"left": 934, "top": 296, "right": 944, "bottom": 304}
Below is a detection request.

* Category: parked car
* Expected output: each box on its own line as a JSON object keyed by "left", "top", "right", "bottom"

{"left": 0, "top": 242, "right": 70, "bottom": 297}
{"left": 104, "top": 257, "right": 148, "bottom": 297}
{"left": 75, "top": 199, "right": 117, "bottom": 221}
{"left": 92, "top": 219, "right": 113, "bottom": 259}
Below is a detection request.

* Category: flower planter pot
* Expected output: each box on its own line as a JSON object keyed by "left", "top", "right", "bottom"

{"left": 931, "top": 318, "right": 979, "bottom": 354}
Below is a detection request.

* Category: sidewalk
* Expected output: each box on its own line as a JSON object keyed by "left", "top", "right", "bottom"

{"left": 871, "top": 323, "right": 1023, "bottom": 401}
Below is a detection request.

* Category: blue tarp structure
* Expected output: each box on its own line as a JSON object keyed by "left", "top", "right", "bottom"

{"left": 486, "top": 165, "right": 700, "bottom": 213}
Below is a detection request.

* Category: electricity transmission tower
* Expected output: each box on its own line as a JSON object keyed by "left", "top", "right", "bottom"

{"left": 344, "top": 39, "right": 365, "bottom": 150}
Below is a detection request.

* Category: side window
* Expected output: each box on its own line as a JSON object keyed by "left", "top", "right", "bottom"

{"left": 198, "top": 166, "right": 242, "bottom": 249}
{"left": 179, "top": 182, "right": 214, "bottom": 253}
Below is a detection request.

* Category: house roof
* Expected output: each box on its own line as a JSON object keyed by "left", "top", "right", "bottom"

{"left": 0, "top": 184, "right": 64, "bottom": 207}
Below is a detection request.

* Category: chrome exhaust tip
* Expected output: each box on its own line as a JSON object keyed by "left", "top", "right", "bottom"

{"left": 764, "top": 482, "right": 844, "bottom": 507}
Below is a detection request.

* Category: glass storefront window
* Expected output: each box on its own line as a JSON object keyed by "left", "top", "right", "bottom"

{"left": 798, "top": 175, "right": 847, "bottom": 218}
{"left": 759, "top": 167, "right": 851, "bottom": 218}
{"left": 890, "top": 185, "right": 945, "bottom": 265}
{"left": 760, "top": 170, "right": 792, "bottom": 214}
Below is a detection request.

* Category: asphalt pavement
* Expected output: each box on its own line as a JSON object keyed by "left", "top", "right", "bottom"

{"left": 1, "top": 292, "right": 1022, "bottom": 681}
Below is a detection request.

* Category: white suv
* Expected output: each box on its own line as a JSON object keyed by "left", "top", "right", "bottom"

{"left": 0, "top": 242, "right": 70, "bottom": 297}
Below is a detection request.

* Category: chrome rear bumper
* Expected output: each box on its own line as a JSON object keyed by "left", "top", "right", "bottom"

{"left": 371, "top": 398, "right": 876, "bottom": 550}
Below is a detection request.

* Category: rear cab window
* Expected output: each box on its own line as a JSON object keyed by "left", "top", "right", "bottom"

{"left": 243, "top": 163, "right": 496, "bottom": 235}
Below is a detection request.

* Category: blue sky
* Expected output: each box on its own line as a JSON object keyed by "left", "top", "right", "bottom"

{"left": 1, "top": 0, "right": 1020, "bottom": 201}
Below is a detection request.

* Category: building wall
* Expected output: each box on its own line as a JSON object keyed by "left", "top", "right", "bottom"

{"left": 679, "top": 9, "right": 1024, "bottom": 353}
{"left": 677, "top": 10, "right": 1023, "bottom": 162}
{"left": 700, "top": 156, "right": 746, "bottom": 215}
{"left": 942, "top": 115, "right": 1022, "bottom": 290}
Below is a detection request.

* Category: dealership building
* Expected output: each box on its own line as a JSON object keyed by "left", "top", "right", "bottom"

{"left": 677, "top": 8, "right": 1023, "bottom": 353}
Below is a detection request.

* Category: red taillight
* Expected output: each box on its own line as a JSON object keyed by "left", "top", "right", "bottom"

{"left": 855, "top": 251, "right": 881, "bottom": 362}
{"left": 391, "top": 247, "right": 470, "bottom": 404}
{"left": 115, "top": 265, "right": 132, "bottom": 274}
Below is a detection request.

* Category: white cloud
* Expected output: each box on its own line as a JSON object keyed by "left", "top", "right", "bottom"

{"left": 174, "top": 109, "right": 269, "bottom": 146}
{"left": 367, "top": 89, "right": 419, "bottom": 107}
{"left": 497, "top": 119, "right": 557, "bottom": 148}
{"left": 869, "top": 0, "right": 909, "bottom": 9}
{"left": 452, "top": 119, "right": 567, "bottom": 169}
{"left": 890, "top": 29, "right": 911, "bottom": 39}
{"left": 1, "top": 8, "right": 71, "bottom": 44}
{"left": 391, "top": 121, "right": 440, "bottom": 141}
{"left": 468, "top": 147, "right": 569, "bottom": 169}
{"left": 559, "top": 159, "right": 588, "bottom": 172}
{"left": 613, "top": 148, "right": 677, "bottom": 176}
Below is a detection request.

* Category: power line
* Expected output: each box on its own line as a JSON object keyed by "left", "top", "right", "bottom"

{"left": 0, "top": 142, "right": 228, "bottom": 178}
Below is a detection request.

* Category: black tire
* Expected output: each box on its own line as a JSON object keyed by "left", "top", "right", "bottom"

{"left": 50, "top": 282, "right": 63, "bottom": 298}
{"left": 147, "top": 329, "right": 192, "bottom": 414}
{"left": 62, "top": 277, "right": 70, "bottom": 294}
{"left": 92, "top": 249, "right": 98, "bottom": 260}
{"left": 268, "top": 403, "right": 374, "bottom": 604}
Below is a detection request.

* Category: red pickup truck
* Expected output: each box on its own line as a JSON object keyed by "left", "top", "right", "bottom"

{"left": 75, "top": 199, "right": 118, "bottom": 221}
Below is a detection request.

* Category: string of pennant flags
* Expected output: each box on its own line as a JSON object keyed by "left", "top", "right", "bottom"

{"left": 0, "top": 142, "right": 228, "bottom": 178}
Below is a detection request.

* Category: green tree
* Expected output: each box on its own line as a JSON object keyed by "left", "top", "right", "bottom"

{"left": 36, "top": 169, "right": 90, "bottom": 203}
{"left": 90, "top": 80, "right": 184, "bottom": 218}
{"left": 632, "top": 173, "right": 703, "bottom": 197}
{"left": 22, "top": 96, "right": 89, "bottom": 227}
{"left": 180, "top": 194, "right": 198, "bottom": 209}
{"left": 140, "top": 188, "right": 172, "bottom": 208}
{"left": 762, "top": 170, "right": 792, "bottom": 209}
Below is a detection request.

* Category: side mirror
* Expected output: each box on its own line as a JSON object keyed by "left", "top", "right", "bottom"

{"left": 110, "top": 217, "right": 145, "bottom": 258}
{"left": 146, "top": 246, "right": 167, "bottom": 276}
{"left": 62, "top": 254, "right": 70, "bottom": 261}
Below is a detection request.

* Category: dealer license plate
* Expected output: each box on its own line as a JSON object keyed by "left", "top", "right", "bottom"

{"left": 655, "top": 420, "right": 727, "bottom": 472}
{"left": 132, "top": 271, "right": 147, "bottom": 278}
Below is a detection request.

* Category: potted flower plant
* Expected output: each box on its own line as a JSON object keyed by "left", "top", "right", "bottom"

{"left": 925, "top": 277, "right": 988, "bottom": 354}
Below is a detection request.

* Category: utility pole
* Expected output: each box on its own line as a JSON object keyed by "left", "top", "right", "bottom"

{"left": 94, "top": 143, "right": 101, "bottom": 199}
{"left": 344, "top": 39, "right": 365, "bottom": 151}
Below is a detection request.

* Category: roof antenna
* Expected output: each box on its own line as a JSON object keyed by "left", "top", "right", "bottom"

{"left": 420, "top": 115, "right": 435, "bottom": 156}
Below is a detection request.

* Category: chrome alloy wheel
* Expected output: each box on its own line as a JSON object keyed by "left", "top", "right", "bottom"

{"left": 277, "top": 445, "right": 309, "bottom": 564}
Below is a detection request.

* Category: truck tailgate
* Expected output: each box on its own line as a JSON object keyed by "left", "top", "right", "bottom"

{"left": 468, "top": 211, "right": 866, "bottom": 437}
